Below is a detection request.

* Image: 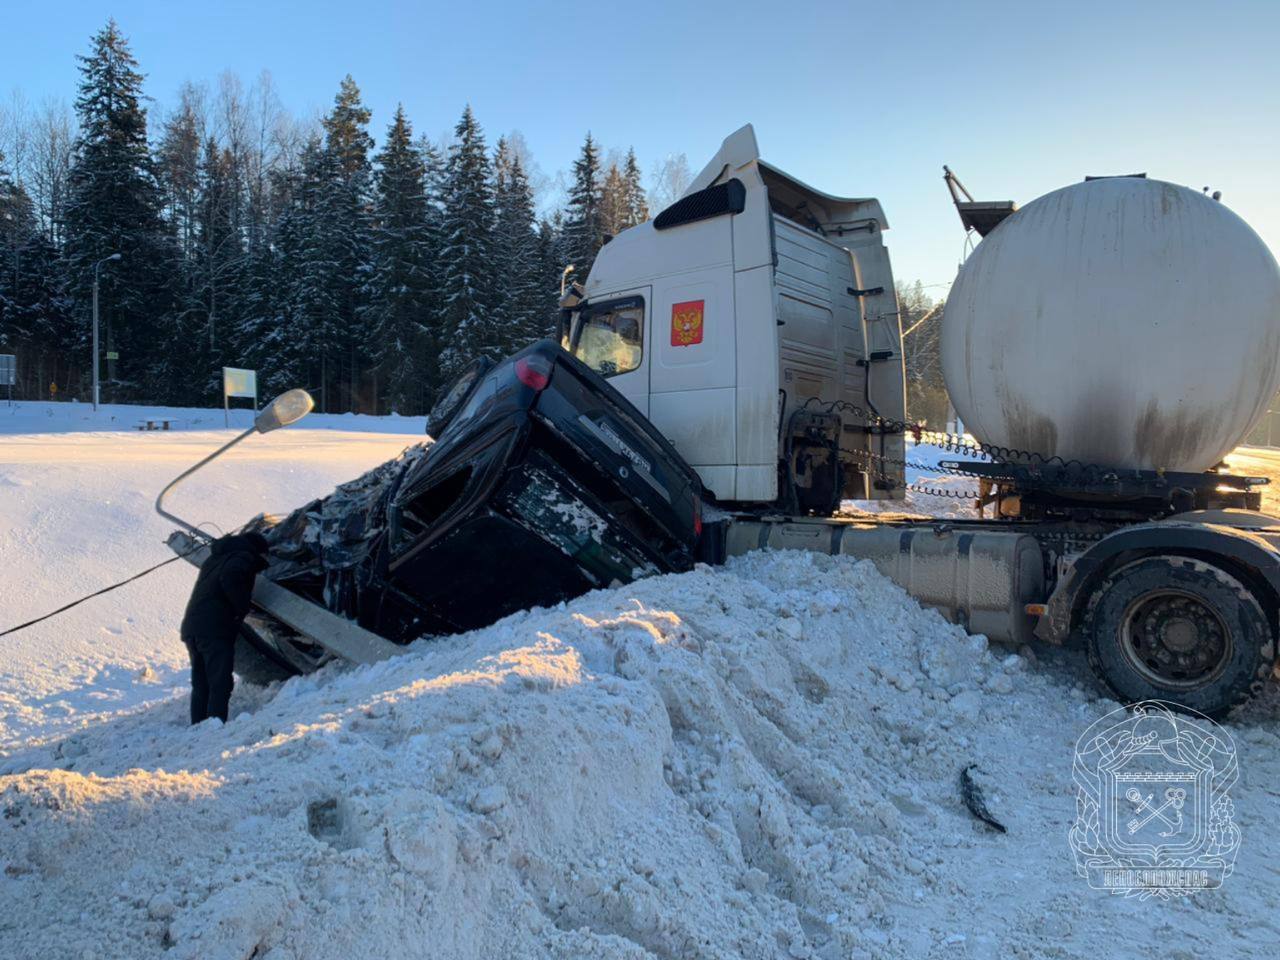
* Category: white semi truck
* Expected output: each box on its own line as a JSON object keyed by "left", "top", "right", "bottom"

{"left": 553, "top": 125, "right": 1280, "bottom": 716}
{"left": 167, "top": 125, "right": 1280, "bottom": 718}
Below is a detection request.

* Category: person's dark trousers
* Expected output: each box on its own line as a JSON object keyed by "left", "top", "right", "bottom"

{"left": 183, "top": 634, "right": 234, "bottom": 724}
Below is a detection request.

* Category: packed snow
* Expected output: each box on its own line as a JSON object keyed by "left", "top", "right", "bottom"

{"left": 2, "top": 404, "right": 1279, "bottom": 959}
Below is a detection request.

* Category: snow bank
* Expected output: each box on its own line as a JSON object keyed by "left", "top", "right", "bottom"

{"left": 4, "top": 551, "right": 1277, "bottom": 960}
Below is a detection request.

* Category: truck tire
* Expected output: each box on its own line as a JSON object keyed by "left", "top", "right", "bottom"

{"left": 1084, "top": 555, "right": 1275, "bottom": 717}
{"left": 233, "top": 623, "right": 297, "bottom": 686}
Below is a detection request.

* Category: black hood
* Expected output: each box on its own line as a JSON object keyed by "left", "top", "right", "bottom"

{"left": 211, "top": 532, "right": 270, "bottom": 557}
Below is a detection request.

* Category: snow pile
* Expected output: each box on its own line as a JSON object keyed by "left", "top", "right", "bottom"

{"left": 4, "top": 551, "right": 1277, "bottom": 960}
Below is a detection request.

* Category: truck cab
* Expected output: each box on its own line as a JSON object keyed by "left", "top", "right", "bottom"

{"left": 560, "top": 125, "right": 908, "bottom": 511}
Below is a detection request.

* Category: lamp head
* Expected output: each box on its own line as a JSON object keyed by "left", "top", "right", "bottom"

{"left": 254, "top": 388, "right": 314, "bottom": 433}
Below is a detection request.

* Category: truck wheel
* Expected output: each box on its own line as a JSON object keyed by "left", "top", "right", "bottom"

{"left": 1084, "top": 556, "right": 1275, "bottom": 717}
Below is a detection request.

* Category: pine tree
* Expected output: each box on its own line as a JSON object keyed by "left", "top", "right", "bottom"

{"left": 156, "top": 87, "right": 204, "bottom": 260}
{"left": 291, "top": 137, "right": 347, "bottom": 411}
{"left": 564, "top": 132, "right": 603, "bottom": 277}
{"left": 319, "top": 75, "right": 374, "bottom": 412}
{"left": 599, "top": 162, "right": 629, "bottom": 240}
{"left": 493, "top": 138, "right": 545, "bottom": 353}
{"left": 322, "top": 75, "right": 374, "bottom": 181}
{"left": 178, "top": 137, "right": 244, "bottom": 401}
{"left": 63, "top": 19, "right": 178, "bottom": 402}
{"left": 623, "top": 148, "right": 648, "bottom": 225}
{"left": 265, "top": 77, "right": 376, "bottom": 412}
{"left": 365, "top": 105, "right": 436, "bottom": 414}
{"left": 0, "top": 148, "right": 20, "bottom": 342}
{"left": 437, "top": 106, "right": 497, "bottom": 383}
{"left": 536, "top": 213, "right": 569, "bottom": 337}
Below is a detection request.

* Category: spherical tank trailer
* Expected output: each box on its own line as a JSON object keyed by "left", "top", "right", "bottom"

{"left": 941, "top": 177, "right": 1280, "bottom": 472}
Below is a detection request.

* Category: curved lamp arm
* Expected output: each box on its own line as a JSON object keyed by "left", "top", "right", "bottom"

{"left": 155, "top": 427, "right": 256, "bottom": 538}
{"left": 154, "top": 388, "right": 315, "bottom": 538}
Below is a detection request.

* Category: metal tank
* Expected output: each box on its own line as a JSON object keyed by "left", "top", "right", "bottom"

{"left": 941, "top": 177, "right": 1280, "bottom": 472}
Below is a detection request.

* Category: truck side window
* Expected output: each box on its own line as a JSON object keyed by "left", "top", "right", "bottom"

{"left": 574, "top": 299, "right": 644, "bottom": 377}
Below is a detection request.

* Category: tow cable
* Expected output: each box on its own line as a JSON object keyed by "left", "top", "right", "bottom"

{"left": 0, "top": 535, "right": 215, "bottom": 640}
{"left": 0, "top": 546, "right": 202, "bottom": 639}
{"left": 3, "top": 388, "right": 317, "bottom": 641}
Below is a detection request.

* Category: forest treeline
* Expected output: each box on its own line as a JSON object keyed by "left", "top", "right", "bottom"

{"left": 0, "top": 20, "right": 686, "bottom": 413}
{"left": 0, "top": 19, "right": 948, "bottom": 420}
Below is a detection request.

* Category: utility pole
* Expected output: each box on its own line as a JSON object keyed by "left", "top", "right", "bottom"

{"left": 92, "top": 253, "right": 122, "bottom": 411}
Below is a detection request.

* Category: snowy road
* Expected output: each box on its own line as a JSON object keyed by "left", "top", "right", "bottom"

{"left": 1, "top": 410, "right": 1278, "bottom": 959}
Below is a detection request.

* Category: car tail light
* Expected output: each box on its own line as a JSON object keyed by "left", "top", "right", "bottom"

{"left": 515, "top": 355, "right": 552, "bottom": 392}
{"left": 693, "top": 495, "right": 703, "bottom": 537}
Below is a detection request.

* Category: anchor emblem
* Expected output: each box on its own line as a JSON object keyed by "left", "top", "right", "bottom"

{"left": 1125, "top": 787, "right": 1186, "bottom": 837}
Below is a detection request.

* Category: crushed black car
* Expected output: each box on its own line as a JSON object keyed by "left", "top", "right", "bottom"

{"left": 228, "top": 339, "right": 704, "bottom": 681}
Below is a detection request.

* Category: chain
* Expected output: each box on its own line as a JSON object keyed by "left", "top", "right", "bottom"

{"left": 840, "top": 447, "right": 981, "bottom": 501}
{"left": 803, "top": 397, "right": 1116, "bottom": 477}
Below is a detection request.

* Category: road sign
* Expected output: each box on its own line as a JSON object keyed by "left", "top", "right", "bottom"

{"left": 222, "top": 367, "right": 258, "bottom": 427}
{"left": 0, "top": 354, "right": 13, "bottom": 407}
{"left": 105, "top": 351, "right": 119, "bottom": 360}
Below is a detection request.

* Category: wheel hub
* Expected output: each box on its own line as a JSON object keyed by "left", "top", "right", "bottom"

{"left": 1121, "top": 590, "right": 1231, "bottom": 688}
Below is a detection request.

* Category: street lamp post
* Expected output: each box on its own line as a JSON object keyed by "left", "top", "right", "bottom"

{"left": 92, "top": 253, "right": 122, "bottom": 411}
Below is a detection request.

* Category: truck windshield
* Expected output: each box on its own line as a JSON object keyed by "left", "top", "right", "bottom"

{"left": 564, "top": 297, "right": 644, "bottom": 377}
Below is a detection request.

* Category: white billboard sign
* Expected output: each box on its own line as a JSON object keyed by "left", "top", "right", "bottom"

{"left": 222, "top": 366, "right": 258, "bottom": 426}
{"left": 0, "top": 354, "right": 13, "bottom": 405}
{"left": 223, "top": 367, "right": 257, "bottom": 398}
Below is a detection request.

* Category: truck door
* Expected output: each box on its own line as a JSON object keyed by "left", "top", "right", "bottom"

{"left": 566, "top": 288, "right": 651, "bottom": 416}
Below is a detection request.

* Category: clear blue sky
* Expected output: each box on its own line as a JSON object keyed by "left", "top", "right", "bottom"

{"left": 5, "top": 0, "right": 1280, "bottom": 291}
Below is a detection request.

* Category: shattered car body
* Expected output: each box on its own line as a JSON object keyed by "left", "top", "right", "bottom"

{"left": 238, "top": 340, "right": 704, "bottom": 679}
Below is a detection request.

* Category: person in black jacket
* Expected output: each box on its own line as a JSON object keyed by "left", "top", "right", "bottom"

{"left": 179, "top": 532, "right": 270, "bottom": 724}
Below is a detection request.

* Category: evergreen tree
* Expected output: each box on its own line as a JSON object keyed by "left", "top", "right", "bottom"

{"left": 179, "top": 137, "right": 243, "bottom": 401}
{"left": 1, "top": 148, "right": 76, "bottom": 396}
{"left": 623, "top": 148, "right": 648, "bottom": 225}
{"left": 536, "top": 213, "right": 569, "bottom": 337}
{"left": 0, "top": 147, "right": 20, "bottom": 338}
{"left": 365, "top": 105, "right": 436, "bottom": 414}
{"left": 437, "top": 106, "right": 497, "bottom": 382}
{"left": 493, "top": 138, "right": 544, "bottom": 352}
{"left": 599, "top": 161, "right": 629, "bottom": 240}
{"left": 63, "top": 19, "right": 178, "bottom": 402}
{"left": 322, "top": 75, "right": 374, "bottom": 181}
{"left": 290, "top": 137, "right": 347, "bottom": 411}
{"left": 563, "top": 132, "right": 602, "bottom": 275}
{"left": 234, "top": 157, "right": 300, "bottom": 397}
{"left": 156, "top": 88, "right": 203, "bottom": 260}
{"left": 318, "top": 75, "right": 374, "bottom": 412}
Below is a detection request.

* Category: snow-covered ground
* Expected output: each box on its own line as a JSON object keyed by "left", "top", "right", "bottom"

{"left": 1, "top": 405, "right": 1279, "bottom": 959}
{"left": 0, "top": 397, "right": 425, "bottom": 436}
{"left": 0, "top": 402, "right": 424, "bottom": 747}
